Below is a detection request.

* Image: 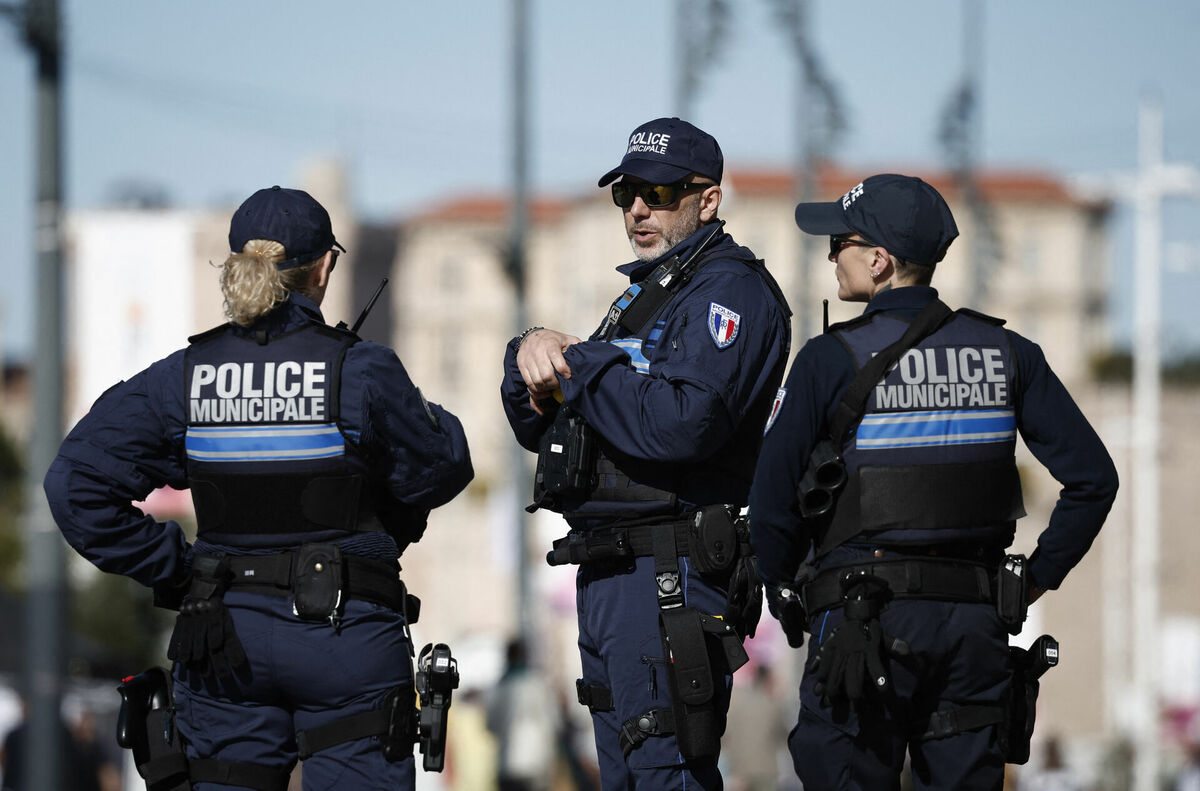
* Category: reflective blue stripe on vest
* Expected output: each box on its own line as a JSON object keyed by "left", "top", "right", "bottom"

{"left": 857, "top": 408, "right": 1016, "bottom": 449}
{"left": 185, "top": 423, "right": 345, "bottom": 462}
{"left": 611, "top": 338, "right": 651, "bottom": 375}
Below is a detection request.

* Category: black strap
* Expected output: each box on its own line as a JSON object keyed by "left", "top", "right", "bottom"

{"left": 917, "top": 704, "right": 1004, "bottom": 742}
{"left": 189, "top": 758, "right": 291, "bottom": 791}
{"left": 802, "top": 558, "right": 994, "bottom": 615}
{"left": 296, "top": 709, "right": 390, "bottom": 760}
{"left": 575, "top": 679, "right": 614, "bottom": 712}
{"left": 589, "top": 456, "right": 678, "bottom": 504}
{"left": 618, "top": 708, "right": 676, "bottom": 758}
{"left": 651, "top": 522, "right": 684, "bottom": 609}
{"left": 827, "top": 299, "right": 955, "bottom": 446}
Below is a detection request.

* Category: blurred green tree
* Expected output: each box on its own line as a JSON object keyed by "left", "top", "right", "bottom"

{"left": 0, "top": 426, "right": 25, "bottom": 590}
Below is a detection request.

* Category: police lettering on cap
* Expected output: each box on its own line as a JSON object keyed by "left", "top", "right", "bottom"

{"left": 793, "top": 174, "right": 959, "bottom": 267}
{"left": 229, "top": 186, "right": 346, "bottom": 270}
{"left": 598, "top": 117, "right": 723, "bottom": 188}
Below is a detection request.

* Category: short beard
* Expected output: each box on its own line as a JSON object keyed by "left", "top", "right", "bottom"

{"left": 629, "top": 198, "right": 703, "bottom": 262}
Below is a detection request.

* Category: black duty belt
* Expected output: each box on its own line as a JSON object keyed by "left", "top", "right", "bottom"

{"left": 547, "top": 520, "right": 694, "bottom": 566}
{"left": 802, "top": 558, "right": 994, "bottom": 616}
{"left": 223, "top": 551, "right": 416, "bottom": 619}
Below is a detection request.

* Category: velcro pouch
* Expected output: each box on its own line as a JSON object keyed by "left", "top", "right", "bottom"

{"left": 292, "top": 543, "right": 344, "bottom": 621}
{"left": 995, "top": 554, "right": 1029, "bottom": 635}
{"left": 689, "top": 505, "right": 737, "bottom": 573}
{"left": 660, "top": 608, "right": 714, "bottom": 706}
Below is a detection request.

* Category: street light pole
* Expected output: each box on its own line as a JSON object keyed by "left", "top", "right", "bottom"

{"left": 22, "top": 0, "right": 67, "bottom": 788}
{"left": 508, "top": 0, "right": 533, "bottom": 649}
{"left": 1129, "top": 94, "right": 1200, "bottom": 791}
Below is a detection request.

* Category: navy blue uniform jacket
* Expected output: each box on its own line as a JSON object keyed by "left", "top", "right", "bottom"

{"left": 749, "top": 286, "right": 1117, "bottom": 592}
{"left": 501, "top": 222, "right": 791, "bottom": 524}
{"left": 44, "top": 295, "right": 474, "bottom": 589}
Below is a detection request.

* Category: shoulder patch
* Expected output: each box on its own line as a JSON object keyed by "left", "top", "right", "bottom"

{"left": 708, "top": 302, "right": 741, "bottom": 349}
{"left": 764, "top": 387, "right": 786, "bottom": 435}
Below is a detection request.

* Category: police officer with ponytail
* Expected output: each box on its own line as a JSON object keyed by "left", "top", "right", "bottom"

{"left": 748, "top": 174, "right": 1118, "bottom": 790}
{"left": 501, "top": 118, "right": 791, "bottom": 789}
{"left": 45, "top": 186, "right": 473, "bottom": 791}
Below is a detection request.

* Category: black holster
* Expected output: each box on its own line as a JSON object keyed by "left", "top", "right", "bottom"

{"left": 998, "top": 634, "right": 1059, "bottom": 763}
{"left": 656, "top": 607, "right": 748, "bottom": 761}
{"left": 117, "top": 668, "right": 190, "bottom": 791}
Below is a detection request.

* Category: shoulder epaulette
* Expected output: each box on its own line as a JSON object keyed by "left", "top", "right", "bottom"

{"left": 826, "top": 313, "right": 873, "bottom": 334}
{"left": 956, "top": 307, "right": 1007, "bottom": 326}
{"left": 314, "top": 321, "right": 361, "bottom": 344}
{"left": 186, "top": 323, "right": 233, "bottom": 345}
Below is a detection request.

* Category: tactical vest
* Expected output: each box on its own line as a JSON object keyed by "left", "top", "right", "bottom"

{"left": 818, "top": 308, "right": 1026, "bottom": 553}
{"left": 581, "top": 254, "right": 789, "bottom": 515}
{"left": 183, "top": 320, "right": 378, "bottom": 547}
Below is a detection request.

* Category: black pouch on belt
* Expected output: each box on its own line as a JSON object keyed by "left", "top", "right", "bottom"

{"left": 688, "top": 505, "right": 738, "bottom": 574}
{"left": 292, "top": 543, "right": 345, "bottom": 621}
{"left": 995, "top": 554, "right": 1029, "bottom": 635}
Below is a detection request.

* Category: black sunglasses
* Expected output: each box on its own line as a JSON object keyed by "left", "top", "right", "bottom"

{"left": 828, "top": 235, "right": 878, "bottom": 259}
{"left": 611, "top": 180, "right": 710, "bottom": 209}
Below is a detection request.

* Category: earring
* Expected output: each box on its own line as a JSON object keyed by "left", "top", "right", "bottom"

{"left": 870, "top": 270, "right": 879, "bottom": 280}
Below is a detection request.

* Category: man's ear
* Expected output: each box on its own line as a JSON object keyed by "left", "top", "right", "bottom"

{"left": 699, "top": 184, "right": 722, "bottom": 223}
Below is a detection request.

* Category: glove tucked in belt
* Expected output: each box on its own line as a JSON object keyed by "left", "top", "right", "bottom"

{"left": 167, "top": 553, "right": 247, "bottom": 681}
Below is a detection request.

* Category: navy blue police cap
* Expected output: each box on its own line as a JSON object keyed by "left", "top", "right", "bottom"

{"left": 793, "top": 174, "right": 959, "bottom": 267}
{"left": 598, "top": 117, "right": 723, "bottom": 187}
{"left": 229, "top": 186, "right": 346, "bottom": 270}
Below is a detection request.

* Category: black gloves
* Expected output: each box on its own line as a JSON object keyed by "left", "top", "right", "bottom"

{"left": 166, "top": 554, "right": 247, "bottom": 680}
{"left": 813, "top": 571, "right": 908, "bottom": 704}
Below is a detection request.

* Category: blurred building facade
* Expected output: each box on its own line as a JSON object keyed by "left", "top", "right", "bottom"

{"left": 40, "top": 161, "right": 1200, "bottom": 786}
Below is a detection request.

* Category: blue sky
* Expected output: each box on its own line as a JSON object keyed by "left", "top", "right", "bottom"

{"left": 2, "top": 0, "right": 1199, "bottom": 361}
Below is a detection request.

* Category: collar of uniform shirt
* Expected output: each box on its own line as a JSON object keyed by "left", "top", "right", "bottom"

{"left": 615, "top": 221, "right": 728, "bottom": 281}
{"left": 861, "top": 284, "right": 940, "bottom": 317}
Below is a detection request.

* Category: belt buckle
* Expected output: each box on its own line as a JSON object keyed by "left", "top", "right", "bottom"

{"left": 655, "top": 570, "right": 683, "bottom": 609}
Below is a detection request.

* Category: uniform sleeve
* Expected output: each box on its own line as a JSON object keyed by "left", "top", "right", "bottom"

{"left": 558, "top": 269, "right": 790, "bottom": 463}
{"left": 42, "top": 352, "right": 192, "bottom": 589}
{"left": 748, "top": 334, "right": 855, "bottom": 585}
{"left": 1010, "top": 333, "right": 1119, "bottom": 590}
{"left": 347, "top": 342, "right": 473, "bottom": 509}
{"left": 500, "top": 336, "right": 553, "bottom": 453}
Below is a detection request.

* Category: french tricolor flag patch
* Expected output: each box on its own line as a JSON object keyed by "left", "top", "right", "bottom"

{"left": 708, "top": 302, "right": 740, "bottom": 349}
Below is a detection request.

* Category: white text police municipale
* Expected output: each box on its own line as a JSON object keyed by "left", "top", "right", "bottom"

{"left": 190, "top": 362, "right": 328, "bottom": 422}
{"left": 875, "top": 347, "right": 1009, "bottom": 410}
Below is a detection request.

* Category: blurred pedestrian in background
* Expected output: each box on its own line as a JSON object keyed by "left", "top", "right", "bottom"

{"left": 486, "top": 639, "right": 561, "bottom": 791}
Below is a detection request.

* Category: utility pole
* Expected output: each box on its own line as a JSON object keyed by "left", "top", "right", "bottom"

{"left": 1128, "top": 94, "right": 1200, "bottom": 791}
{"left": 506, "top": 0, "right": 534, "bottom": 649}
{"left": 0, "top": 0, "right": 68, "bottom": 788}
{"left": 767, "top": 0, "right": 843, "bottom": 339}
{"left": 939, "top": 0, "right": 1001, "bottom": 308}
{"left": 673, "top": 0, "right": 727, "bottom": 120}
{"left": 1071, "top": 93, "right": 1200, "bottom": 791}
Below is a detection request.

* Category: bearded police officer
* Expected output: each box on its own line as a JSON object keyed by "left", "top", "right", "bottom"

{"left": 45, "top": 186, "right": 474, "bottom": 791}
{"left": 748, "top": 174, "right": 1118, "bottom": 790}
{"left": 501, "top": 118, "right": 791, "bottom": 789}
